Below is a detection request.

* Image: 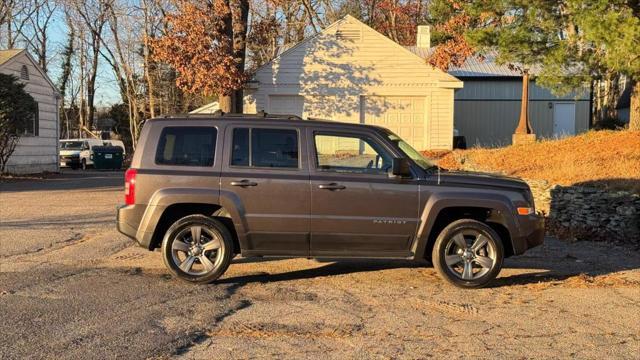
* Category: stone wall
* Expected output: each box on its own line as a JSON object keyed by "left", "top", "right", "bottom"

{"left": 526, "top": 180, "right": 640, "bottom": 246}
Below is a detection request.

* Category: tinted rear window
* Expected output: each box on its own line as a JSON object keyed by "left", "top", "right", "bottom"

{"left": 155, "top": 127, "right": 216, "bottom": 166}
{"left": 230, "top": 128, "right": 298, "bottom": 168}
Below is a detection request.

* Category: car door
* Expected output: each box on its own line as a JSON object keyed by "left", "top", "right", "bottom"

{"left": 308, "top": 128, "right": 420, "bottom": 257}
{"left": 82, "top": 141, "right": 92, "bottom": 164}
{"left": 220, "top": 125, "right": 310, "bottom": 256}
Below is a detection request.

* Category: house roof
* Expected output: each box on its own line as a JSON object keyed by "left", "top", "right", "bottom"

{"left": 405, "top": 47, "right": 536, "bottom": 78}
{"left": 0, "top": 49, "right": 24, "bottom": 66}
{"left": 190, "top": 101, "right": 220, "bottom": 114}
{"left": 254, "top": 14, "right": 462, "bottom": 86}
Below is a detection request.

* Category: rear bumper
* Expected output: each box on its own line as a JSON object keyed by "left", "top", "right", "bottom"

{"left": 512, "top": 213, "right": 545, "bottom": 255}
{"left": 116, "top": 204, "right": 138, "bottom": 240}
{"left": 116, "top": 204, "right": 155, "bottom": 249}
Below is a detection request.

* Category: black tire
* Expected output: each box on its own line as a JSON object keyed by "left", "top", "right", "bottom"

{"left": 81, "top": 158, "right": 87, "bottom": 170}
{"left": 432, "top": 219, "right": 504, "bottom": 289}
{"left": 161, "top": 215, "right": 233, "bottom": 284}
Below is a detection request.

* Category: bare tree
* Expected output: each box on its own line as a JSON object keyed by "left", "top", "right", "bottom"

{"left": 1, "top": 0, "right": 41, "bottom": 49}
{"left": 72, "top": 0, "right": 108, "bottom": 134}
{"left": 58, "top": 8, "right": 75, "bottom": 138}
{"left": 17, "top": 0, "right": 58, "bottom": 72}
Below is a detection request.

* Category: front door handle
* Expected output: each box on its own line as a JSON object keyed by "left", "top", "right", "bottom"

{"left": 318, "top": 183, "right": 346, "bottom": 190}
{"left": 230, "top": 179, "right": 258, "bottom": 187}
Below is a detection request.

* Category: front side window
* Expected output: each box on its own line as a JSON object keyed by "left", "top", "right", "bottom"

{"left": 231, "top": 128, "right": 299, "bottom": 169}
{"left": 314, "top": 133, "right": 392, "bottom": 174}
{"left": 155, "top": 127, "right": 216, "bottom": 166}
{"left": 386, "top": 133, "right": 435, "bottom": 171}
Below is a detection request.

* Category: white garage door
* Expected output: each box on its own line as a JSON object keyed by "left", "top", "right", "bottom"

{"left": 268, "top": 95, "right": 304, "bottom": 117}
{"left": 363, "top": 96, "right": 427, "bottom": 150}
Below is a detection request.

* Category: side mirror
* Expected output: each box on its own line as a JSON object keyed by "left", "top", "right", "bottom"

{"left": 390, "top": 157, "right": 411, "bottom": 178}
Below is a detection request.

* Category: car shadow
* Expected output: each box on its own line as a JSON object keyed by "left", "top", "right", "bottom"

{"left": 219, "top": 259, "right": 427, "bottom": 285}
{"left": 222, "top": 238, "right": 640, "bottom": 288}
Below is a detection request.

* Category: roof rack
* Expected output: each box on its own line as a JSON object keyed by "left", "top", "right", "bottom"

{"left": 162, "top": 110, "right": 303, "bottom": 121}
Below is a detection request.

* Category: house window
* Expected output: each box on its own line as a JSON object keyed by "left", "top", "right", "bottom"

{"left": 16, "top": 102, "right": 39, "bottom": 136}
{"left": 20, "top": 65, "right": 29, "bottom": 80}
{"left": 33, "top": 102, "right": 39, "bottom": 136}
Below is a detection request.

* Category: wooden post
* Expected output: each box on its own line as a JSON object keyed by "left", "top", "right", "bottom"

{"left": 512, "top": 69, "right": 537, "bottom": 144}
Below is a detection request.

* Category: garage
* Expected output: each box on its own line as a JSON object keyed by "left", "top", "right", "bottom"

{"left": 362, "top": 96, "right": 427, "bottom": 150}
{"left": 268, "top": 95, "right": 429, "bottom": 151}
{"left": 268, "top": 95, "right": 304, "bottom": 116}
{"left": 237, "top": 16, "right": 462, "bottom": 150}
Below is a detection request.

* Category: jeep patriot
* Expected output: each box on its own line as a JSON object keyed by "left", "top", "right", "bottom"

{"left": 116, "top": 113, "right": 544, "bottom": 288}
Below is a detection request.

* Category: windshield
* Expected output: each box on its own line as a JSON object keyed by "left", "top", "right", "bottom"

{"left": 386, "top": 133, "right": 436, "bottom": 170}
{"left": 60, "top": 141, "right": 84, "bottom": 150}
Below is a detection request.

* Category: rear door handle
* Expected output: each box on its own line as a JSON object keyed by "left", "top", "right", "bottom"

{"left": 318, "top": 183, "right": 346, "bottom": 190}
{"left": 230, "top": 179, "right": 258, "bottom": 187}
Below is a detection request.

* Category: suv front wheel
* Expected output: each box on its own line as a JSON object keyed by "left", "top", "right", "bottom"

{"left": 161, "top": 215, "right": 233, "bottom": 283}
{"left": 432, "top": 219, "right": 504, "bottom": 289}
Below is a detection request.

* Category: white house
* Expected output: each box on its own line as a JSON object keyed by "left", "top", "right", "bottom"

{"left": 194, "top": 15, "right": 463, "bottom": 151}
{"left": 0, "top": 49, "right": 60, "bottom": 173}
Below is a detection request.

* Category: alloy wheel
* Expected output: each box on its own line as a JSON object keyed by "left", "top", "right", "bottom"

{"left": 170, "top": 225, "right": 224, "bottom": 276}
{"left": 444, "top": 229, "right": 497, "bottom": 281}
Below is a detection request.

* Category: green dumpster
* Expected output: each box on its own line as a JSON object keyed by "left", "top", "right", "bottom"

{"left": 92, "top": 145, "right": 124, "bottom": 170}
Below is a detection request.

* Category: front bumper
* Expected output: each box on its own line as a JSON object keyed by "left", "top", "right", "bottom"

{"left": 512, "top": 213, "right": 545, "bottom": 255}
{"left": 59, "top": 156, "right": 80, "bottom": 167}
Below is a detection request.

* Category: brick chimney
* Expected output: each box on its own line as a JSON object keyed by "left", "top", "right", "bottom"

{"left": 416, "top": 25, "right": 430, "bottom": 49}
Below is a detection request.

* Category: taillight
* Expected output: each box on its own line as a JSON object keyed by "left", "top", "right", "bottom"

{"left": 124, "top": 168, "right": 137, "bottom": 205}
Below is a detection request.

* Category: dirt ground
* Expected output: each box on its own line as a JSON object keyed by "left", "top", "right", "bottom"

{"left": 1, "top": 171, "right": 639, "bottom": 359}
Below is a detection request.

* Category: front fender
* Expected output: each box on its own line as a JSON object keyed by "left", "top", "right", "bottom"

{"left": 412, "top": 192, "right": 519, "bottom": 260}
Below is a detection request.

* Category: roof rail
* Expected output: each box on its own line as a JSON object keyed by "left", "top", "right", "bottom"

{"left": 161, "top": 111, "right": 303, "bottom": 121}
{"left": 170, "top": 111, "right": 303, "bottom": 120}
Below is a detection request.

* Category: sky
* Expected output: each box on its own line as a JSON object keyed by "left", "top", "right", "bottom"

{"left": 8, "top": 11, "right": 124, "bottom": 107}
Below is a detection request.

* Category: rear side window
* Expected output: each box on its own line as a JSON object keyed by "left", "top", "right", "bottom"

{"left": 231, "top": 128, "right": 298, "bottom": 168}
{"left": 155, "top": 127, "right": 217, "bottom": 167}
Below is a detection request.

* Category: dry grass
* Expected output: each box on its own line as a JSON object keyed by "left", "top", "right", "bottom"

{"left": 424, "top": 130, "right": 640, "bottom": 193}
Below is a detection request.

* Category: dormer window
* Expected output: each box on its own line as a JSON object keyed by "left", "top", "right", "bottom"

{"left": 20, "top": 65, "right": 29, "bottom": 80}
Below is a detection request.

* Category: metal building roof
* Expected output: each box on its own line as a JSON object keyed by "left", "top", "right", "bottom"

{"left": 405, "top": 47, "right": 534, "bottom": 78}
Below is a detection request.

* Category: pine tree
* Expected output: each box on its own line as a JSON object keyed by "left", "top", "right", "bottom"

{"left": 465, "top": 0, "right": 640, "bottom": 130}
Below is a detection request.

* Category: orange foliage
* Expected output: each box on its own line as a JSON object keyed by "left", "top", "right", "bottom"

{"left": 428, "top": 0, "right": 475, "bottom": 70}
{"left": 150, "top": 0, "right": 248, "bottom": 96}
{"left": 427, "top": 131, "right": 640, "bottom": 192}
{"left": 369, "top": 0, "right": 424, "bottom": 46}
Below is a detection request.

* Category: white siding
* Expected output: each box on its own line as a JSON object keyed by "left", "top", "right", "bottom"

{"left": 1, "top": 52, "right": 59, "bottom": 173}
{"left": 245, "top": 15, "right": 461, "bottom": 150}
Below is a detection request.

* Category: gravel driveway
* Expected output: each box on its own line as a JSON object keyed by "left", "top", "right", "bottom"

{"left": 1, "top": 171, "right": 639, "bottom": 359}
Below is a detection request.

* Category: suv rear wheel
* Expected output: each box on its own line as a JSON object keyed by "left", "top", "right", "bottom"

{"left": 161, "top": 215, "right": 233, "bottom": 283}
{"left": 432, "top": 219, "right": 504, "bottom": 289}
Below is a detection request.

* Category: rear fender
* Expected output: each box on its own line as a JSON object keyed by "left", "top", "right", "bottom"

{"left": 136, "top": 188, "right": 223, "bottom": 248}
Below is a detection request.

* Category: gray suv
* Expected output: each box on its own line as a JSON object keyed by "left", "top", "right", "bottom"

{"left": 117, "top": 113, "right": 544, "bottom": 288}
